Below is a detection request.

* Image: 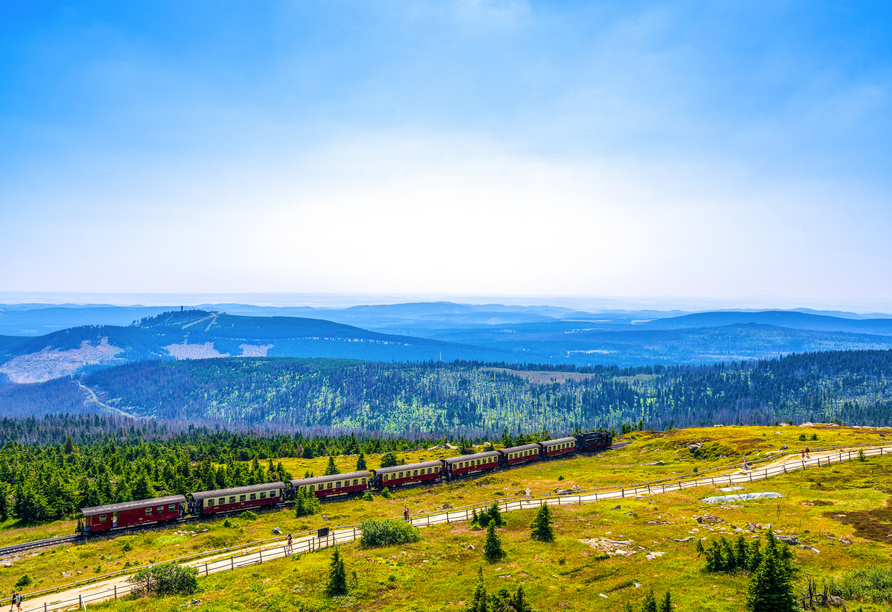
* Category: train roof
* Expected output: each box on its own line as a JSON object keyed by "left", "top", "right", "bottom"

{"left": 541, "top": 437, "right": 577, "bottom": 446}
{"left": 372, "top": 461, "right": 443, "bottom": 475}
{"left": 290, "top": 471, "right": 372, "bottom": 487}
{"left": 191, "top": 482, "right": 285, "bottom": 501}
{"left": 501, "top": 443, "right": 541, "bottom": 453}
{"left": 81, "top": 494, "right": 187, "bottom": 517}
{"left": 443, "top": 451, "right": 501, "bottom": 465}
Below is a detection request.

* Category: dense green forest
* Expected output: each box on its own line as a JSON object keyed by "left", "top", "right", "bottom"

{"left": 3, "top": 350, "right": 891, "bottom": 435}
{"left": 0, "top": 414, "right": 449, "bottom": 523}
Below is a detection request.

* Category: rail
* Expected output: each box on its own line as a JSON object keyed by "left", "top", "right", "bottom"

{"left": 17, "top": 443, "right": 892, "bottom": 612}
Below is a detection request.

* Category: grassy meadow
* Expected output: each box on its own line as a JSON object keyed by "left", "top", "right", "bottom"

{"left": 2, "top": 424, "right": 891, "bottom": 611}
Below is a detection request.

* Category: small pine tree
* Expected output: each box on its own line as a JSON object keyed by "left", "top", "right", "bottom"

{"left": 658, "top": 590, "right": 672, "bottom": 612}
{"left": 640, "top": 590, "right": 657, "bottom": 612}
{"left": 64, "top": 435, "right": 75, "bottom": 455}
{"left": 486, "top": 501, "right": 505, "bottom": 528}
{"left": 858, "top": 449, "right": 867, "bottom": 462}
{"left": 470, "top": 508, "right": 481, "bottom": 529}
{"left": 380, "top": 452, "right": 399, "bottom": 468}
{"left": 356, "top": 453, "right": 367, "bottom": 471}
{"left": 483, "top": 522, "right": 505, "bottom": 562}
{"left": 325, "top": 455, "right": 340, "bottom": 476}
{"left": 326, "top": 547, "right": 348, "bottom": 596}
{"left": 530, "top": 502, "right": 554, "bottom": 542}
{"left": 746, "top": 531, "right": 796, "bottom": 612}
{"left": 468, "top": 569, "right": 489, "bottom": 612}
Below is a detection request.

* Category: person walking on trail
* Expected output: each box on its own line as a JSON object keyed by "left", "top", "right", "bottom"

{"left": 10, "top": 591, "right": 16, "bottom": 612}
{"left": 525, "top": 487, "right": 531, "bottom": 500}
{"left": 403, "top": 505, "right": 410, "bottom": 521}
{"left": 805, "top": 446, "right": 810, "bottom": 459}
{"left": 14, "top": 593, "right": 21, "bottom": 612}
{"left": 286, "top": 533, "right": 293, "bottom": 555}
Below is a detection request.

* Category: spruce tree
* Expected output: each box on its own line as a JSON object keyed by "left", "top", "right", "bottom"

{"left": 326, "top": 547, "right": 348, "bottom": 596}
{"left": 640, "top": 589, "right": 657, "bottom": 612}
{"left": 530, "top": 502, "right": 554, "bottom": 542}
{"left": 468, "top": 570, "right": 489, "bottom": 612}
{"left": 64, "top": 435, "right": 75, "bottom": 455}
{"left": 746, "top": 531, "right": 796, "bottom": 612}
{"left": 356, "top": 453, "right": 367, "bottom": 471}
{"left": 485, "top": 501, "right": 505, "bottom": 528}
{"left": 483, "top": 522, "right": 505, "bottom": 562}
{"left": 0, "top": 485, "right": 8, "bottom": 523}
{"left": 658, "top": 590, "right": 672, "bottom": 612}
{"left": 325, "top": 455, "right": 340, "bottom": 476}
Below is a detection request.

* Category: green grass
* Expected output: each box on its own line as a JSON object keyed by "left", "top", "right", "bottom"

{"left": 3, "top": 424, "right": 892, "bottom": 610}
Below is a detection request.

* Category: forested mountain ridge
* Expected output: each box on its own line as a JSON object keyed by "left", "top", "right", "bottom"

{"left": 2, "top": 350, "right": 891, "bottom": 435}
{"left": 0, "top": 310, "right": 508, "bottom": 384}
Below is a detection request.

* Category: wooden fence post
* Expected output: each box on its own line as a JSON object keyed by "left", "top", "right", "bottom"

{"left": 113, "top": 585, "right": 116, "bottom": 600}
{"left": 259, "top": 548, "right": 263, "bottom": 563}
{"left": 231, "top": 555, "right": 234, "bottom": 570}
{"left": 621, "top": 489, "right": 624, "bottom": 498}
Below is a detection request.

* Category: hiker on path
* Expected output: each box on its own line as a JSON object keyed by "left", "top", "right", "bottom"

{"left": 10, "top": 591, "right": 16, "bottom": 612}
{"left": 805, "top": 446, "right": 810, "bottom": 459}
{"left": 403, "top": 505, "right": 410, "bottom": 521}
{"left": 286, "top": 533, "right": 293, "bottom": 555}
{"left": 525, "top": 487, "right": 531, "bottom": 499}
{"left": 15, "top": 593, "right": 21, "bottom": 612}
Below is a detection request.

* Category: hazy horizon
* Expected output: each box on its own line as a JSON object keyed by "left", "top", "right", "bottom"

{"left": 1, "top": 292, "right": 891, "bottom": 316}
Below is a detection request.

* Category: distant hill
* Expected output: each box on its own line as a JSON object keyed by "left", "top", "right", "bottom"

{"left": 0, "top": 310, "right": 509, "bottom": 383}
{"left": 641, "top": 310, "right": 892, "bottom": 335}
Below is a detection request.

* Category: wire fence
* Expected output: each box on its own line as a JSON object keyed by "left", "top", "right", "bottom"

{"left": 19, "top": 443, "right": 892, "bottom": 612}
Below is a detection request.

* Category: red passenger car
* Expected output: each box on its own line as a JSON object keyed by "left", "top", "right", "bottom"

{"left": 372, "top": 461, "right": 443, "bottom": 489}
{"left": 444, "top": 451, "right": 501, "bottom": 478}
{"left": 291, "top": 471, "right": 371, "bottom": 499}
{"left": 540, "top": 437, "right": 577, "bottom": 459}
{"left": 192, "top": 482, "right": 284, "bottom": 516}
{"left": 81, "top": 495, "right": 185, "bottom": 532}
{"left": 501, "top": 443, "right": 541, "bottom": 467}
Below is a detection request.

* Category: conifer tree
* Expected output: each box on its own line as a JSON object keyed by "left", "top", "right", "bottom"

{"left": 326, "top": 547, "right": 348, "bottom": 596}
{"left": 325, "top": 455, "right": 340, "bottom": 476}
{"left": 530, "top": 502, "right": 554, "bottom": 542}
{"left": 483, "top": 522, "right": 505, "bottom": 562}
{"left": 640, "top": 590, "right": 657, "bottom": 612}
{"left": 746, "top": 531, "right": 796, "bottom": 612}
{"left": 0, "top": 485, "right": 9, "bottom": 523}
{"left": 356, "top": 453, "right": 367, "bottom": 471}
{"left": 467, "top": 570, "right": 489, "bottom": 612}
{"left": 485, "top": 501, "right": 505, "bottom": 528}
{"left": 64, "top": 435, "right": 75, "bottom": 455}
{"left": 470, "top": 508, "right": 481, "bottom": 529}
{"left": 658, "top": 590, "right": 672, "bottom": 612}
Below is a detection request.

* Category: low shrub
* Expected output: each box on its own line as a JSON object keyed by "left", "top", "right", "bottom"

{"left": 14, "top": 575, "right": 32, "bottom": 587}
{"left": 828, "top": 566, "right": 892, "bottom": 604}
{"left": 381, "top": 488, "right": 393, "bottom": 499}
{"left": 359, "top": 519, "right": 421, "bottom": 548}
{"left": 121, "top": 540, "right": 133, "bottom": 553}
{"left": 127, "top": 563, "right": 198, "bottom": 597}
{"left": 362, "top": 492, "right": 373, "bottom": 501}
{"left": 240, "top": 510, "right": 258, "bottom": 521}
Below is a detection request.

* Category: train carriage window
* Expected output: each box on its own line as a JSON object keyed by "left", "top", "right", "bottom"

{"left": 260, "top": 492, "right": 266, "bottom": 499}
{"left": 361, "top": 478, "right": 367, "bottom": 484}
{"left": 145, "top": 508, "right": 152, "bottom": 516}
{"left": 353, "top": 479, "right": 358, "bottom": 486}
{"left": 399, "top": 472, "right": 404, "bottom": 478}
{"left": 169, "top": 504, "right": 176, "bottom": 511}
{"left": 239, "top": 495, "right": 246, "bottom": 502}
{"left": 207, "top": 499, "right": 215, "bottom": 507}
{"left": 413, "top": 470, "right": 418, "bottom": 476}
{"left": 219, "top": 498, "right": 225, "bottom": 505}
{"left": 270, "top": 491, "right": 277, "bottom": 498}
{"left": 317, "top": 484, "right": 324, "bottom": 491}
{"left": 230, "top": 496, "right": 236, "bottom": 503}
{"left": 327, "top": 483, "right": 333, "bottom": 489}
{"left": 336, "top": 482, "right": 342, "bottom": 488}
{"left": 250, "top": 494, "right": 256, "bottom": 501}
{"left": 157, "top": 506, "right": 164, "bottom": 512}
{"left": 99, "top": 514, "right": 107, "bottom": 522}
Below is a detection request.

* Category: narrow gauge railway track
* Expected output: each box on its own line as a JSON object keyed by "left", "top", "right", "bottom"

{"left": 0, "top": 442, "right": 626, "bottom": 558}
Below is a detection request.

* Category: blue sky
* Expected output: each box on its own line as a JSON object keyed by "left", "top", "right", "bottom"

{"left": 1, "top": 1, "right": 890, "bottom": 309}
